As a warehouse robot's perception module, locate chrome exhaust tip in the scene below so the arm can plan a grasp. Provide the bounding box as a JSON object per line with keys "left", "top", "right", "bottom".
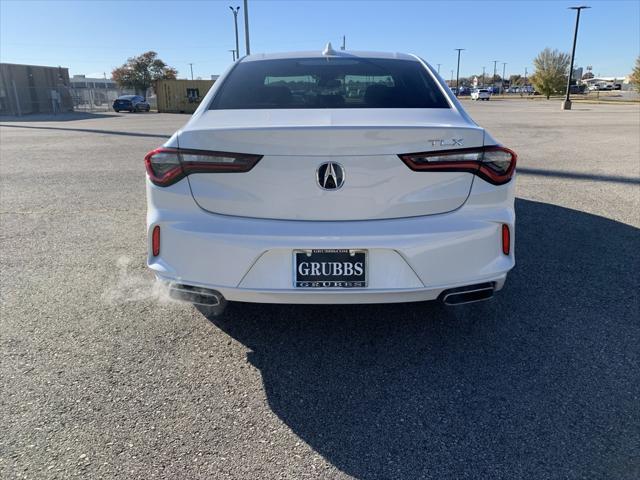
{"left": 440, "top": 283, "right": 495, "bottom": 306}
{"left": 168, "top": 283, "right": 223, "bottom": 307}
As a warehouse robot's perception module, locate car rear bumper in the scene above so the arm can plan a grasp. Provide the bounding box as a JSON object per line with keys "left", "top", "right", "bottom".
{"left": 147, "top": 177, "right": 515, "bottom": 304}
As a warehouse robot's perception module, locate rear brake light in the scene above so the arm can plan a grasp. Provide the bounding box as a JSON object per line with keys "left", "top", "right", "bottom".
{"left": 399, "top": 146, "right": 517, "bottom": 185}
{"left": 144, "top": 148, "right": 262, "bottom": 187}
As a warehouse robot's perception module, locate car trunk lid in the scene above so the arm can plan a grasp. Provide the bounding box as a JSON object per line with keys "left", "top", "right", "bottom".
{"left": 178, "top": 109, "right": 484, "bottom": 220}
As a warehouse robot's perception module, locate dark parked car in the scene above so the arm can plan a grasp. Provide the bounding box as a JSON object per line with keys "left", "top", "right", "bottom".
{"left": 113, "top": 95, "right": 150, "bottom": 113}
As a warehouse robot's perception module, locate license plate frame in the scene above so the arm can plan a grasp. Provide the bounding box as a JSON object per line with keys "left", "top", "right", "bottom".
{"left": 293, "top": 249, "right": 368, "bottom": 288}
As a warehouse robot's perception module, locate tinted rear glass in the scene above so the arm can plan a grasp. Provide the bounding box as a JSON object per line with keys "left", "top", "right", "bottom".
{"left": 210, "top": 58, "right": 449, "bottom": 109}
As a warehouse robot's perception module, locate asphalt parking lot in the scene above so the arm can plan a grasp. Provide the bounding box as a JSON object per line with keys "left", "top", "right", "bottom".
{"left": 1, "top": 99, "right": 639, "bottom": 479}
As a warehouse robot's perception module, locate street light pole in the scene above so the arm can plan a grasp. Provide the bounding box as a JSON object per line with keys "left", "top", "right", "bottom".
{"left": 189, "top": 63, "right": 194, "bottom": 80}
{"left": 493, "top": 60, "right": 499, "bottom": 89}
{"left": 450, "top": 70, "right": 454, "bottom": 87}
{"left": 502, "top": 62, "right": 507, "bottom": 93}
{"left": 229, "top": 6, "right": 240, "bottom": 61}
{"left": 454, "top": 48, "right": 464, "bottom": 96}
{"left": 437, "top": 64, "right": 441, "bottom": 74}
{"left": 243, "top": 0, "right": 250, "bottom": 55}
{"left": 229, "top": 49, "right": 236, "bottom": 62}
{"left": 562, "top": 5, "right": 590, "bottom": 110}
{"left": 482, "top": 66, "right": 486, "bottom": 87}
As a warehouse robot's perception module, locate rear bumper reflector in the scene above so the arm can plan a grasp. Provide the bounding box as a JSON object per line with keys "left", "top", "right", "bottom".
{"left": 152, "top": 225, "right": 160, "bottom": 256}
{"left": 502, "top": 224, "right": 510, "bottom": 255}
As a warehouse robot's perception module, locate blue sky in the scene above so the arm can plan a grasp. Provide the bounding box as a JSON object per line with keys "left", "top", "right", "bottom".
{"left": 1, "top": 0, "right": 638, "bottom": 79}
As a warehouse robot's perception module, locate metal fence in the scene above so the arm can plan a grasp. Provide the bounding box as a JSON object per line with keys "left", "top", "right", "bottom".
{"left": 69, "top": 86, "right": 156, "bottom": 112}
{"left": 0, "top": 85, "right": 156, "bottom": 116}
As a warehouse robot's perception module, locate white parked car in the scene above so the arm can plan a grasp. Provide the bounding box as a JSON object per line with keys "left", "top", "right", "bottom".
{"left": 471, "top": 88, "right": 491, "bottom": 101}
{"left": 145, "top": 47, "right": 517, "bottom": 315}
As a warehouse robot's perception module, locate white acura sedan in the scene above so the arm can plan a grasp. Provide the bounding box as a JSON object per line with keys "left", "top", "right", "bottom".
{"left": 145, "top": 47, "right": 516, "bottom": 314}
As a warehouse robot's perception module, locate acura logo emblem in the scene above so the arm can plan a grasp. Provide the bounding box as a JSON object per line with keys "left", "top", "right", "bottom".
{"left": 316, "top": 162, "right": 345, "bottom": 190}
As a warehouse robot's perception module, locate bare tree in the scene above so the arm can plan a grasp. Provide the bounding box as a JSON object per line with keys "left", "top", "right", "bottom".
{"left": 530, "top": 48, "right": 571, "bottom": 99}
{"left": 112, "top": 51, "right": 177, "bottom": 96}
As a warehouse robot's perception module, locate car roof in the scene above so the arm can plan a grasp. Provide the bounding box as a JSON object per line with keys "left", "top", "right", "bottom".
{"left": 240, "top": 50, "right": 419, "bottom": 63}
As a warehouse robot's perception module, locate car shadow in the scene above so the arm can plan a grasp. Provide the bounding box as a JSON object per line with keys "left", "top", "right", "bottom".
{"left": 199, "top": 198, "right": 640, "bottom": 479}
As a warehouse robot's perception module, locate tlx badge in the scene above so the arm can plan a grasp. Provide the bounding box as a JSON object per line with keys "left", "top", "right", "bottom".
{"left": 428, "top": 138, "right": 464, "bottom": 147}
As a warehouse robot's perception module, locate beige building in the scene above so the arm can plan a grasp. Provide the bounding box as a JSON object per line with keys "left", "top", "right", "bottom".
{"left": 155, "top": 79, "right": 215, "bottom": 113}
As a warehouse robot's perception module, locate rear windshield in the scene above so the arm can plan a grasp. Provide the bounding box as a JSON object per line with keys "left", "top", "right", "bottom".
{"left": 210, "top": 58, "right": 449, "bottom": 109}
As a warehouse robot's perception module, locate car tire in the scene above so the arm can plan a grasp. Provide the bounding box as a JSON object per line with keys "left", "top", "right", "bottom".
{"left": 114, "top": 109, "right": 120, "bottom": 113}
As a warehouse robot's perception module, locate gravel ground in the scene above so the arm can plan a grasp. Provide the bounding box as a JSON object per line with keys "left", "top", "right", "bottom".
{"left": 1, "top": 100, "right": 639, "bottom": 479}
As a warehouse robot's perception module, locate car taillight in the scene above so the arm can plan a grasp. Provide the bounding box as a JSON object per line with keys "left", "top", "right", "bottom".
{"left": 399, "top": 146, "right": 517, "bottom": 185}
{"left": 144, "top": 147, "right": 263, "bottom": 187}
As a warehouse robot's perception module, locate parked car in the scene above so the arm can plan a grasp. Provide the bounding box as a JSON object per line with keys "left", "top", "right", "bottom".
{"left": 471, "top": 88, "right": 491, "bottom": 101}
{"left": 144, "top": 49, "right": 517, "bottom": 315}
{"left": 113, "top": 95, "right": 150, "bottom": 113}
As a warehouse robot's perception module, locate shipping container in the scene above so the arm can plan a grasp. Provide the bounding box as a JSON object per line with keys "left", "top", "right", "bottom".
{"left": 154, "top": 79, "right": 215, "bottom": 113}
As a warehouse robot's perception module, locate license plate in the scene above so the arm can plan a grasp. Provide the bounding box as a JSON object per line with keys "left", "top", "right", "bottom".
{"left": 294, "top": 249, "right": 367, "bottom": 288}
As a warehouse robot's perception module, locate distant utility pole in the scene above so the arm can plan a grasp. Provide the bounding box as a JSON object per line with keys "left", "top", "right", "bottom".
{"left": 229, "top": 6, "right": 240, "bottom": 60}
{"left": 341, "top": 35, "right": 346, "bottom": 50}
{"left": 454, "top": 48, "right": 464, "bottom": 96}
{"left": 450, "top": 70, "right": 454, "bottom": 87}
{"left": 482, "top": 66, "right": 486, "bottom": 86}
{"left": 562, "top": 5, "right": 590, "bottom": 110}
{"left": 524, "top": 67, "right": 528, "bottom": 85}
{"left": 502, "top": 62, "right": 507, "bottom": 93}
{"left": 189, "top": 63, "right": 194, "bottom": 80}
{"left": 437, "top": 63, "right": 441, "bottom": 74}
{"left": 493, "top": 60, "right": 499, "bottom": 86}
{"left": 229, "top": 49, "right": 237, "bottom": 61}
{"left": 243, "top": 0, "right": 250, "bottom": 55}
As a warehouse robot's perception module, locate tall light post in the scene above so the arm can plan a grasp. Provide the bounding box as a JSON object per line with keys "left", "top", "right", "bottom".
{"left": 482, "top": 66, "right": 486, "bottom": 86}
{"left": 437, "top": 63, "right": 441, "bottom": 74}
{"left": 229, "top": 6, "right": 240, "bottom": 61}
{"left": 502, "top": 62, "right": 507, "bottom": 93}
{"left": 243, "top": 0, "right": 250, "bottom": 55}
{"left": 450, "top": 70, "right": 454, "bottom": 88}
{"left": 492, "top": 60, "right": 499, "bottom": 89}
{"left": 189, "top": 63, "right": 194, "bottom": 80}
{"left": 562, "top": 5, "right": 590, "bottom": 110}
{"left": 229, "top": 49, "right": 237, "bottom": 61}
{"left": 454, "top": 48, "right": 464, "bottom": 96}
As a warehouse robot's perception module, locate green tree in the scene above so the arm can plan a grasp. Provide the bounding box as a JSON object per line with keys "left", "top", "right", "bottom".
{"left": 509, "top": 74, "right": 523, "bottom": 86}
{"left": 630, "top": 57, "right": 640, "bottom": 93}
{"left": 530, "top": 48, "right": 571, "bottom": 99}
{"left": 112, "top": 51, "right": 177, "bottom": 95}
